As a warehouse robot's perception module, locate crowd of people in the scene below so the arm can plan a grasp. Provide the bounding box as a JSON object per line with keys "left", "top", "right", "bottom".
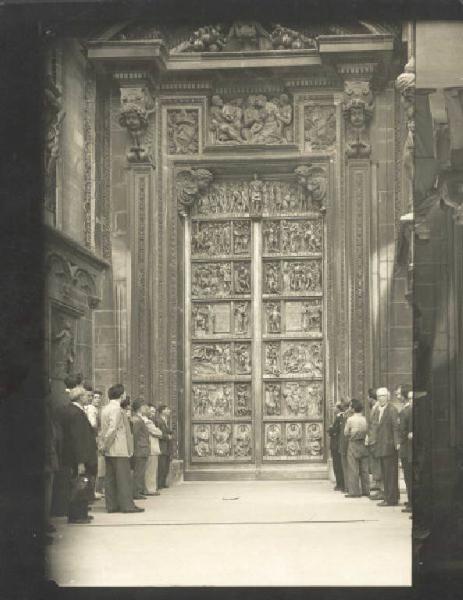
{"left": 44, "top": 375, "right": 174, "bottom": 544}
{"left": 329, "top": 385, "right": 413, "bottom": 511}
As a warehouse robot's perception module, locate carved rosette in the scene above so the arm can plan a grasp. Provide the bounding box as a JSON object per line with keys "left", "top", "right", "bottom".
{"left": 176, "top": 168, "right": 214, "bottom": 217}
{"left": 294, "top": 164, "right": 327, "bottom": 213}
{"left": 117, "top": 85, "right": 155, "bottom": 164}
{"left": 342, "top": 80, "right": 374, "bottom": 158}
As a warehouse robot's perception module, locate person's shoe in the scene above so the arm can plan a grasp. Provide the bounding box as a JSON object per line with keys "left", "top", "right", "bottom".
{"left": 361, "top": 493, "right": 370, "bottom": 497}
{"left": 107, "top": 509, "right": 120, "bottom": 513}
{"left": 154, "top": 491, "right": 161, "bottom": 496}
{"left": 68, "top": 517, "right": 92, "bottom": 524}
{"left": 88, "top": 515, "right": 94, "bottom": 520}
{"left": 334, "top": 486, "right": 342, "bottom": 491}
{"left": 143, "top": 492, "right": 156, "bottom": 496}
{"left": 344, "top": 494, "right": 361, "bottom": 498}
{"left": 133, "top": 495, "right": 146, "bottom": 500}
{"left": 402, "top": 506, "right": 412, "bottom": 513}
{"left": 377, "top": 501, "right": 397, "bottom": 507}
{"left": 121, "top": 506, "right": 145, "bottom": 513}
{"left": 46, "top": 523, "right": 56, "bottom": 533}
{"left": 369, "top": 493, "right": 384, "bottom": 501}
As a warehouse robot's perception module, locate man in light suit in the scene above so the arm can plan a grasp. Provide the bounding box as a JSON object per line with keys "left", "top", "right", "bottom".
{"left": 374, "top": 387, "right": 400, "bottom": 506}
{"left": 100, "top": 384, "right": 144, "bottom": 513}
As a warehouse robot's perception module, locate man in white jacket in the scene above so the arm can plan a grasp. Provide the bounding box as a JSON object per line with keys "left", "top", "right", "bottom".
{"left": 100, "top": 384, "right": 144, "bottom": 513}
{"left": 141, "top": 404, "right": 163, "bottom": 495}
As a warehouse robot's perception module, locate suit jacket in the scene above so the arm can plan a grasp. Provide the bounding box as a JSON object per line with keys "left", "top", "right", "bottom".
{"left": 101, "top": 400, "right": 134, "bottom": 457}
{"left": 399, "top": 403, "right": 412, "bottom": 461}
{"left": 367, "top": 403, "right": 380, "bottom": 446}
{"left": 328, "top": 412, "right": 342, "bottom": 452}
{"left": 156, "top": 417, "right": 173, "bottom": 456}
{"left": 337, "top": 410, "right": 353, "bottom": 456}
{"left": 131, "top": 414, "right": 150, "bottom": 458}
{"left": 61, "top": 403, "right": 97, "bottom": 470}
{"left": 375, "top": 403, "right": 400, "bottom": 458}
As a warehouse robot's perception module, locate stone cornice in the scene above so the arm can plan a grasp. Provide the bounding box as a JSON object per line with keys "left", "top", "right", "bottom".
{"left": 45, "top": 224, "right": 110, "bottom": 273}
{"left": 87, "top": 33, "right": 395, "bottom": 78}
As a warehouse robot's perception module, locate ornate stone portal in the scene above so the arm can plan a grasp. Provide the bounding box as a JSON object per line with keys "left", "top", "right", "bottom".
{"left": 86, "top": 20, "right": 399, "bottom": 478}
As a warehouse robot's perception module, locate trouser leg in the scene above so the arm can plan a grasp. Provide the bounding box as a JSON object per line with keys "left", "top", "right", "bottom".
{"left": 402, "top": 456, "right": 412, "bottom": 503}
{"left": 381, "top": 453, "right": 399, "bottom": 505}
{"left": 153, "top": 456, "right": 159, "bottom": 491}
{"left": 114, "top": 457, "right": 135, "bottom": 511}
{"left": 332, "top": 450, "right": 343, "bottom": 488}
{"left": 144, "top": 455, "right": 155, "bottom": 493}
{"left": 340, "top": 452, "right": 348, "bottom": 492}
{"left": 359, "top": 456, "right": 370, "bottom": 495}
{"left": 347, "top": 446, "right": 360, "bottom": 495}
{"left": 132, "top": 457, "right": 147, "bottom": 497}
{"left": 67, "top": 467, "right": 89, "bottom": 521}
{"left": 158, "top": 455, "right": 170, "bottom": 487}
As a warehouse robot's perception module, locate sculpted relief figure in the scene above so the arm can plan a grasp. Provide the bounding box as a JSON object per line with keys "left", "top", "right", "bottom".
{"left": 234, "top": 303, "right": 249, "bottom": 334}
{"left": 301, "top": 301, "right": 322, "bottom": 332}
{"left": 264, "top": 343, "right": 280, "bottom": 376}
{"left": 234, "top": 424, "right": 252, "bottom": 457}
{"left": 167, "top": 109, "right": 199, "bottom": 155}
{"left": 192, "top": 222, "right": 231, "bottom": 256}
{"left": 234, "top": 263, "right": 251, "bottom": 294}
{"left": 294, "top": 165, "right": 327, "bottom": 213}
{"left": 118, "top": 88, "right": 155, "bottom": 163}
{"left": 265, "top": 303, "right": 281, "bottom": 333}
{"left": 233, "top": 221, "right": 251, "bottom": 254}
{"left": 306, "top": 423, "right": 323, "bottom": 456}
{"left": 177, "top": 168, "right": 214, "bottom": 217}
{"left": 264, "top": 383, "right": 281, "bottom": 416}
{"left": 192, "top": 263, "right": 232, "bottom": 298}
{"left": 282, "top": 260, "right": 322, "bottom": 294}
{"left": 286, "top": 423, "right": 302, "bottom": 456}
{"left": 193, "top": 425, "right": 211, "bottom": 457}
{"left": 265, "top": 424, "right": 283, "bottom": 456}
{"left": 235, "top": 384, "right": 251, "bottom": 417}
{"left": 213, "top": 424, "right": 232, "bottom": 457}
{"left": 192, "top": 343, "right": 232, "bottom": 376}
{"left": 304, "top": 105, "right": 336, "bottom": 152}
{"left": 52, "top": 319, "right": 75, "bottom": 377}
{"left": 44, "top": 74, "right": 65, "bottom": 211}
{"left": 342, "top": 80, "right": 374, "bottom": 158}
{"left": 209, "top": 94, "right": 293, "bottom": 145}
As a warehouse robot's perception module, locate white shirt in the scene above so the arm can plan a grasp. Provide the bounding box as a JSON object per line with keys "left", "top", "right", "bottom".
{"left": 378, "top": 404, "right": 386, "bottom": 422}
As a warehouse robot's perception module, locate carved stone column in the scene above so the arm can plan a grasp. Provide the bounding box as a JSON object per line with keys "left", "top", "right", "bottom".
{"left": 115, "top": 72, "right": 156, "bottom": 402}
{"left": 338, "top": 64, "right": 377, "bottom": 402}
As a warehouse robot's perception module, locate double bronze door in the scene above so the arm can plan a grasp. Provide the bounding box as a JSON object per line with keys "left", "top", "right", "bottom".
{"left": 185, "top": 176, "right": 325, "bottom": 470}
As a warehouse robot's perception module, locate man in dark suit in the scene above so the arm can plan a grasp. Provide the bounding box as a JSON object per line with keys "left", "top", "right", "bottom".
{"left": 61, "top": 386, "right": 98, "bottom": 523}
{"left": 374, "top": 387, "right": 400, "bottom": 507}
{"left": 399, "top": 389, "right": 413, "bottom": 513}
{"left": 328, "top": 402, "right": 345, "bottom": 491}
{"left": 156, "top": 405, "right": 174, "bottom": 489}
{"left": 131, "top": 399, "right": 151, "bottom": 499}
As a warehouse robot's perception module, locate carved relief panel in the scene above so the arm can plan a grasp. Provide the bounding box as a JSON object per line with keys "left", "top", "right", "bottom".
{"left": 208, "top": 93, "right": 293, "bottom": 146}
{"left": 304, "top": 105, "right": 336, "bottom": 153}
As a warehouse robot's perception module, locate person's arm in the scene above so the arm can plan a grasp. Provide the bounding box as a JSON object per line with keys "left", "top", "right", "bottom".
{"left": 145, "top": 419, "right": 162, "bottom": 438}
{"left": 344, "top": 417, "right": 351, "bottom": 438}
{"left": 392, "top": 407, "right": 400, "bottom": 450}
{"left": 102, "top": 407, "right": 121, "bottom": 452}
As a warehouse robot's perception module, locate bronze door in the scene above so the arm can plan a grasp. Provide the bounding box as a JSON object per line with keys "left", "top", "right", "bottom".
{"left": 186, "top": 175, "right": 325, "bottom": 471}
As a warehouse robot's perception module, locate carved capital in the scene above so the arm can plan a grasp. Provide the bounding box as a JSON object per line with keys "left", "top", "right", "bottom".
{"left": 294, "top": 164, "right": 327, "bottom": 213}
{"left": 116, "top": 82, "right": 155, "bottom": 164}
{"left": 342, "top": 79, "right": 374, "bottom": 158}
{"left": 176, "top": 168, "right": 214, "bottom": 217}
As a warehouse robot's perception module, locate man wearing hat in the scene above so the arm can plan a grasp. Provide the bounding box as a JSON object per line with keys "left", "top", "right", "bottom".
{"left": 374, "top": 387, "right": 400, "bottom": 506}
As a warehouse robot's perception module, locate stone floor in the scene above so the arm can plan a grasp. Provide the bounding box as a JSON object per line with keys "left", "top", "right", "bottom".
{"left": 47, "top": 480, "right": 412, "bottom": 587}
